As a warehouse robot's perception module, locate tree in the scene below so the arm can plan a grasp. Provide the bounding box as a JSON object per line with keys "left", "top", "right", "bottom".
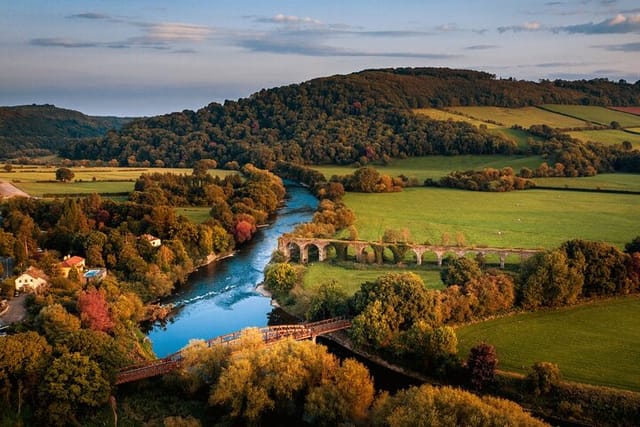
{"left": 467, "top": 343, "right": 498, "bottom": 391}
{"left": 38, "top": 303, "right": 81, "bottom": 343}
{"left": 350, "top": 167, "right": 380, "bottom": 192}
{"left": 39, "top": 352, "right": 110, "bottom": 426}
{"left": 441, "top": 256, "right": 482, "bottom": 286}
{"left": 55, "top": 167, "right": 74, "bottom": 182}
{"left": 209, "top": 339, "right": 339, "bottom": 423}
{"left": 78, "top": 288, "right": 114, "bottom": 333}
{"left": 526, "top": 362, "right": 561, "bottom": 396}
{"left": 3, "top": 163, "right": 12, "bottom": 172}
{"left": 304, "top": 358, "right": 374, "bottom": 426}
{"left": 264, "top": 263, "right": 297, "bottom": 297}
{"left": 519, "top": 249, "right": 583, "bottom": 309}
{"left": 306, "top": 281, "right": 349, "bottom": 321}
{"left": 625, "top": 236, "right": 640, "bottom": 254}
{"left": 370, "top": 384, "right": 547, "bottom": 427}
{"left": 0, "top": 332, "right": 52, "bottom": 416}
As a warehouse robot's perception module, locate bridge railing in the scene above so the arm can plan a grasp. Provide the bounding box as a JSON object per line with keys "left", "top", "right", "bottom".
{"left": 116, "top": 317, "right": 352, "bottom": 385}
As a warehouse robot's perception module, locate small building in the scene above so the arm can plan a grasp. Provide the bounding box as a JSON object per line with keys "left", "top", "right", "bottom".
{"left": 59, "top": 255, "right": 86, "bottom": 279}
{"left": 141, "top": 234, "right": 162, "bottom": 248}
{"left": 15, "top": 266, "right": 49, "bottom": 293}
{"left": 83, "top": 268, "right": 107, "bottom": 283}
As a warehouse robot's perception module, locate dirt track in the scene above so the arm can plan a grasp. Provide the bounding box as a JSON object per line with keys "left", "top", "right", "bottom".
{"left": 0, "top": 180, "right": 30, "bottom": 198}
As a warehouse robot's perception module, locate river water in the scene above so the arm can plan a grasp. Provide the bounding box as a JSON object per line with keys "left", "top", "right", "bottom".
{"left": 147, "top": 183, "right": 318, "bottom": 357}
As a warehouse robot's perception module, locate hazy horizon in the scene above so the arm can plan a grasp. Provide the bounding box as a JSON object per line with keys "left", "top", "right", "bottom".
{"left": 2, "top": 0, "right": 639, "bottom": 116}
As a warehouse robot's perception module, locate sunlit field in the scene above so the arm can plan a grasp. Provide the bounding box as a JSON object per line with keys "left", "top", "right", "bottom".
{"left": 457, "top": 295, "right": 640, "bottom": 391}
{"left": 339, "top": 187, "right": 640, "bottom": 249}
{"left": 0, "top": 166, "right": 236, "bottom": 197}
{"left": 541, "top": 105, "right": 640, "bottom": 128}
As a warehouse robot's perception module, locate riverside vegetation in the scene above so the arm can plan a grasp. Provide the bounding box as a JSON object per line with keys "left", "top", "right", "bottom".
{"left": 1, "top": 67, "right": 640, "bottom": 425}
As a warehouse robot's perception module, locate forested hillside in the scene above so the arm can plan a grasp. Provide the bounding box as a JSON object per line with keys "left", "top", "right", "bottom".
{"left": 0, "top": 104, "right": 132, "bottom": 159}
{"left": 52, "top": 68, "right": 640, "bottom": 169}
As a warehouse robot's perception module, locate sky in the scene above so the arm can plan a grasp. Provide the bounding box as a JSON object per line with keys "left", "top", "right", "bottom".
{"left": 1, "top": 0, "right": 639, "bottom": 117}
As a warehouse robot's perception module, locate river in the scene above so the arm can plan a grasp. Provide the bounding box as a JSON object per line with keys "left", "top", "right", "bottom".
{"left": 147, "top": 182, "right": 318, "bottom": 357}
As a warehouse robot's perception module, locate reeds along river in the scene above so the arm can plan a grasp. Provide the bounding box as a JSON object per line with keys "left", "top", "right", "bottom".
{"left": 147, "top": 182, "right": 318, "bottom": 357}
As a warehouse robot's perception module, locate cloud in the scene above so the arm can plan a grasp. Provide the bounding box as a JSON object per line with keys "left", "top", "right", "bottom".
{"left": 236, "top": 37, "right": 456, "bottom": 59}
{"left": 497, "top": 21, "right": 541, "bottom": 33}
{"left": 145, "top": 23, "right": 211, "bottom": 42}
{"left": 256, "top": 14, "right": 321, "bottom": 25}
{"left": 465, "top": 44, "right": 498, "bottom": 50}
{"left": 68, "top": 12, "right": 111, "bottom": 20}
{"left": 595, "top": 41, "right": 640, "bottom": 51}
{"left": 30, "top": 38, "right": 97, "bottom": 48}
{"left": 559, "top": 13, "right": 640, "bottom": 33}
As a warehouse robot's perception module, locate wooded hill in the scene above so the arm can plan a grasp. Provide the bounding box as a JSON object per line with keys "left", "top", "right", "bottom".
{"left": 42, "top": 68, "right": 640, "bottom": 168}
{"left": 0, "top": 104, "right": 132, "bottom": 159}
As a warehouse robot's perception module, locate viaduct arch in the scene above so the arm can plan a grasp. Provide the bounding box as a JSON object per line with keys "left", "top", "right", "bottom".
{"left": 278, "top": 236, "right": 540, "bottom": 268}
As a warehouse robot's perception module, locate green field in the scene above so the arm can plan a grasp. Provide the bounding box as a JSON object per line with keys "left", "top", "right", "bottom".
{"left": 302, "top": 263, "right": 444, "bottom": 296}
{"left": 541, "top": 105, "right": 640, "bottom": 128}
{"left": 414, "top": 109, "right": 535, "bottom": 149}
{"left": 448, "top": 106, "right": 588, "bottom": 129}
{"left": 175, "top": 207, "right": 212, "bottom": 223}
{"left": 568, "top": 129, "right": 640, "bottom": 148}
{"left": 456, "top": 295, "right": 640, "bottom": 391}
{"left": 339, "top": 187, "right": 640, "bottom": 249}
{"left": 533, "top": 173, "right": 640, "bottom": 192}
{"left": 314, "top": 155, "right": 543, "bottom": 183}
{"left": 414, "top": 108, "right": 500, "bottom": 128}
{"left": 0, "top": 166, "right": 236, "bottom": 196}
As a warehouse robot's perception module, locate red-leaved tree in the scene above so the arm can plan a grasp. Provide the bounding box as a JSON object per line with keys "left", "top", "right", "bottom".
{"left": 77, "top": 288, "right": 114, "bottom": 333}
{"left": 234, "top": 220, "right": 256, "bottom": 244}
{"left": 467, "top": 343, "right": 498, "bottom": 391}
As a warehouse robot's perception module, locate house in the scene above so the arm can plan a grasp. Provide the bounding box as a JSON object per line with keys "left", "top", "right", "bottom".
{"left": 141, "top": 234, "right": 162, "bottom": 248}
{"left": 58, "top": 255, "right": 86, "bottom": 279}
{"left": 15, "top": 267, "right": 49, "bottom": 293}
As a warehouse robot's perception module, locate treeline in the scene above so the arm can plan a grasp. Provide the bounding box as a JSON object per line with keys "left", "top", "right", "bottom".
{"left": 59, "top": 68, "right": 640, "bottom": 169}
{"left": 427, "top": 167, "right": 536, "bottom": 191}
{"left": 0, "top": 104, "right": 130, "bottom": 159}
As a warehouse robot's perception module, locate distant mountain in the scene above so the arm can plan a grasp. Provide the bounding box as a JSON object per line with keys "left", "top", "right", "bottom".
{"left": 0, "top": 104, "right": 133, "bottom": 159}
{"left": 62, "top": 67, "right": 640, "bottom": 169}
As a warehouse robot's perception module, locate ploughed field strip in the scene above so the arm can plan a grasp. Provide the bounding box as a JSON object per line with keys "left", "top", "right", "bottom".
{"left": 116, "top": 317, "right": 351, "bottom": 384}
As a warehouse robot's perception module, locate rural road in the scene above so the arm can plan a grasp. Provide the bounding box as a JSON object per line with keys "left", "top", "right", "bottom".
{"left": 0, "top": 294, "right": 27, "bottom": 326}
{"left": 0, "top": 180, "right": 30, "bottom": 198}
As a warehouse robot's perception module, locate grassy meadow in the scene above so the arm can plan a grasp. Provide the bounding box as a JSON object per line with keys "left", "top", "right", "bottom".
{"left": 447, "top": 106, "right": 588, "bottom": 129}
{"left": 338, "top": 187, "right": 640, "bottom": 249}
{"left": 314, "top": 155, "right": 544, "bottom": 183}
{"left": 568, "top": 129, "right": 640, "bottom": 148}
{"left": 456, "top": 295, "right": 640, "bottom": 391}
{"left": 541, "top": 105, "right": 640, "bottom": 128}
{"left": 302, "top": 263, "right": 445, "bottom": 296}
{"left": 0, "top": 165, "right": 236, "bottom": 197}
{"left": 532, "top": 173, "right": 640, "bottom": 192}
{"left": 414, "top": 108, "right": 500, "bottom": 128}
{"left": 175, "top": 207, "right": 213, "bottom": 223}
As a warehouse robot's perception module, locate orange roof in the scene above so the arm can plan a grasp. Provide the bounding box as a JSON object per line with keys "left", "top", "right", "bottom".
{"left": 60, "top": 256, "right": 85, "bottom": 268}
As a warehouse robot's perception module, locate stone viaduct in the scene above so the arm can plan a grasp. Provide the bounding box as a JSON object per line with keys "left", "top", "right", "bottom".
{"left": 278, "top": 236, "right": 540, "bottom": 268}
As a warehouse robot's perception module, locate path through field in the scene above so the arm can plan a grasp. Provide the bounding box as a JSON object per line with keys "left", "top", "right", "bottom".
{"left": 0, "top": 180, "right": 30, "bottom": 198}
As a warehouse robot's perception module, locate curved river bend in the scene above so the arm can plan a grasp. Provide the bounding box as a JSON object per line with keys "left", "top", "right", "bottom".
{"left": 148, "top": 183, "right": 318, "bottom": 357}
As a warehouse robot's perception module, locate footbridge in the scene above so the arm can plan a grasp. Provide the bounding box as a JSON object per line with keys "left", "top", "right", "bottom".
{"left": 115, "top": 317, "right": 351, "bottom": 385}
{"left": 278, "top": 237, "right": 540, "bottom": 268}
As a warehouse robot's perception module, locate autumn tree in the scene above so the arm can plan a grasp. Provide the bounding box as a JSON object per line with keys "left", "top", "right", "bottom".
{"left": 305, "top": 281, "right": 349, "bottom": 321}
{"left": 467, "top": 343, "right": 498, "bottom": 391}
{"left": 370, "top": 384, "right": 547, "bottom": 427}
{"left": 77, "top": 288, "right": 114, "bottom": 333}
{"left": 304, "top": 358, "right": 375, "bottom": 426}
